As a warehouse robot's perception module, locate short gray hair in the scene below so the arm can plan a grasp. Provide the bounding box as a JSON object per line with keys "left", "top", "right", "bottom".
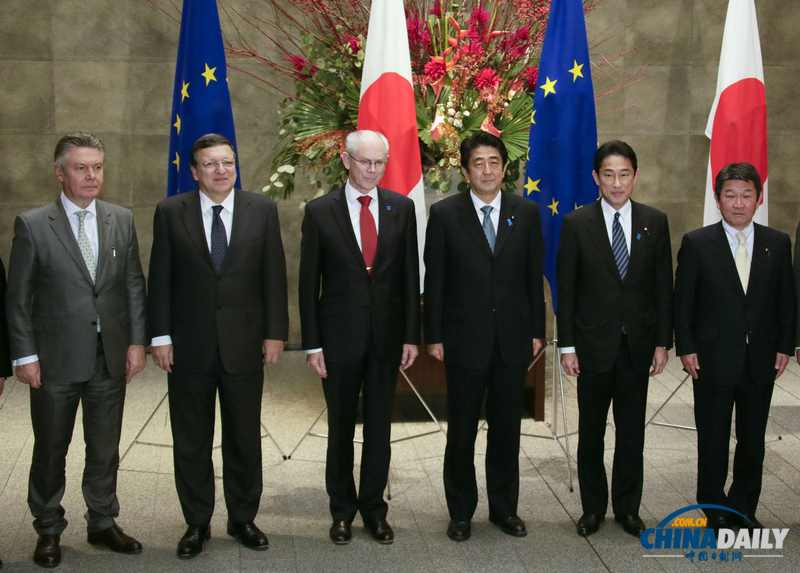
{"left": 54, "top": 132, "right": 105, "bottom": 170}
{"left": 345, "top": 130, "right": 389, "bottom": 157}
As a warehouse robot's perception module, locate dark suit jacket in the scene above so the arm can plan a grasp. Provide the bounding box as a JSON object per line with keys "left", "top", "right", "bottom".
{"left": 6, "top": 199, "right": 146, "bottom": 381}
{"left": 675, "top": 222, "right": 795, "bottom": 386}
{"left": 424, "top": 191, "right": 546, "bottom": 370}
{"left": 557, "top": 200, "right": 673, "bottom": 374}
{"left": 147, "top": 189, "right": 289, "bottom": 375}
{"left": 0, "top": 257, "right": 14, "bottom": 378}
{"left": 793, "top": 222, "right": 800, "bottom": 346}
{"left": 299, "top": 186, "right": 420, "bottom": 363}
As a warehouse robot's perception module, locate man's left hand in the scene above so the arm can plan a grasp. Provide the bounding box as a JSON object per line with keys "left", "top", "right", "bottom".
{"left": 533, "top": 338, "right": 544, "bottom": 358}
{"left": 775, "top": 352, "right": 790, "bottom": 379}
{"left": 400, "top": 344, "right": 418, "bottom": 370}
{"left": 126, "top": 345, "right": 146, "bottom": 383}
{"left": 263, "top": 339, "right": 284, "bottom": 364}
{"left": 650, "top": 347, "right": 668, "bottom": 376}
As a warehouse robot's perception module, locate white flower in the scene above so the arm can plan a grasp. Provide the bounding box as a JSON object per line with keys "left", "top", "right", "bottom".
{"left": 453, "top": 119, "right": 463, "bottom": 128}
{"left": 270, "top": 173, "right": 279, "bottom": 182}
{"left": 274, "top": 181, "right": 284, "bottom": 188}
{"left": 262, "top": 185, "right": 271, "bottom": 192}
{"left": 277, "top": 165, "right": 295, "bottom": 174}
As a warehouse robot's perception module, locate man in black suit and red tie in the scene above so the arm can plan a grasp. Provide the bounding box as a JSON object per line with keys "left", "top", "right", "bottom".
{"left": 557, "top": 140, "right": 673, "bottom": 538}
{"left": 147, "top": 133, "right": 289, "bottom": 558}
{"left": 424, "top": 131, "right": 546, "bottom": 542}
{"left": 675, "top": 162, "right": 795, "bottom": 532}
{"left": 299, "top": 130, "right": 420, "bottom": 545}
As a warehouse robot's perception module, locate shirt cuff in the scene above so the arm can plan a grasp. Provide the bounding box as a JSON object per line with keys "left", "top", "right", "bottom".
{"left": 12, "top": 354, "right": 38, "bottom": 367}
{"left": 305, "top": 348, "right": 323, "bottom": 355}
{"left": 150, "top": 335, "right": 173, "bottom": 347}
{"left": 558, "top": 347, "right": 576, "bottom": 354}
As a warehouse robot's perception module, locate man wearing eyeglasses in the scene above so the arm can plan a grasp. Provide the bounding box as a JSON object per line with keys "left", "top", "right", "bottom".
{"left": 299, "top": 130, "right": 420, "bottom": 545}
{"left": 147, "top": 133, "right": 288, "bottom": 558}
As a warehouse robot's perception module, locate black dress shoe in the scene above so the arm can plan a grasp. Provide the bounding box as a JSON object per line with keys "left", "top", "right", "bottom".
{"left": 615, "top": 514, "right": 646, "bottom": 537}
{"left": 708, "top": 515, "right": 732, "bottom": 535}
{"left": 329, "top": 520, "right": 352, "bottom": 545}
{"left": 177, "top": 524, "right": 210, "bottom": 559}
{"left": 736, "top": 514, "right": 764, "bottom": 531}
{"left": 577, "top": 514, "right": 603, "bottom": 537}
{"left": 87, "top": 524, "right": 143, "bottom": 554}
{"left": 33, "top": 534, "right": 61, "bottom": 568}
{"left": 365, "top": 519, "right": 394, "bottom": 544}
{"left": 227, "top": 520, "right": 269, "bottom": 550}
{"left": 489, "top": 515, "right": 527, "bottom": 537}
{"left": 446, "top": 520, "right": 471, "bottom": 542}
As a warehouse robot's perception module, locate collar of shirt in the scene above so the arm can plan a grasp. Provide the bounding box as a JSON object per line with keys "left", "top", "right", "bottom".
{"left": 721, "top": 218, "right": 755, "bottom": 261}
{"left": 345, "top": 181, "right": 379, "bottom": 247}
{"left": 199, "top": 189, "right": 235, "bottom": 250}
{"left": 470, "top": 190, "right": 502, "bottom": 233}
{"left": 61, "top": 191, "right": 97, "bottom": 219}
{"left": 600, "top": 198, "right": 632, "bottom": 254}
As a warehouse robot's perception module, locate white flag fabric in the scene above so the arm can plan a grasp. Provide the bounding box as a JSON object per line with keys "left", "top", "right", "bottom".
{"left": 704, "top": 0, "right": 768, "bottom": 226}
{"left": 358, "top": 0, "right": 426, "bottom": 283}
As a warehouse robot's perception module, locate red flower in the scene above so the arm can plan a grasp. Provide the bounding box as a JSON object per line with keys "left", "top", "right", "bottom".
{"left": 524, "top": 66, "right": 539, "bottom": 90}
{"left": 429, "top": 0, "right": 442, "bottom": 17}
{"left": 501, "top": 25, "right": 532, "bottom": 59}
{"left": 424, "top": 59, "right": 447, "bottom": 81}
{"left": 345, "top": 34, "right": 361, "bottom": 53}
{"left": 461, "top": 42, "right": 484, "bottom": 58}
{"left": 283, "top": 55, "right": 318, "bottom": 78}
{"left": 474, "top": 68, "right": 502, "bottom": 90}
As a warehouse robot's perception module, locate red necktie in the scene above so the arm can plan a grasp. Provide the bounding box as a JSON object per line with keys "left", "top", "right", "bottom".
{"left": 358, "top": 195, "right": 377, "bottom": 273}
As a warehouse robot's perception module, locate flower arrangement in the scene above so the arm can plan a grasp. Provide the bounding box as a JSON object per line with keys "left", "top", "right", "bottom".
{"left": 153, "top": 0, "right": 650, "bottom": 200}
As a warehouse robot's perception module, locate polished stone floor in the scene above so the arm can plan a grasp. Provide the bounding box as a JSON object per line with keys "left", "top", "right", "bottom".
{"left": 0, "top": 348, "right": 799, "bottom": 571}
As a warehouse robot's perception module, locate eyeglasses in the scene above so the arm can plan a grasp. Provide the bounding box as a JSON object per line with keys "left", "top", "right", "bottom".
{"left": 346, "top": 153, "right": 387, "bottom": 169}
{"left": 200, "top": 159, "right": 237, "bottom": 170}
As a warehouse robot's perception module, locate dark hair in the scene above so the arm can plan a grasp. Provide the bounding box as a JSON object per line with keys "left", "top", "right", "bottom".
{"left": 714, "top": 162, "right": 762, "bottom": 200}
{"left": 191, "top": 133, "right": 236, "bottom": 168}
{"left": 594, "top": 140, "right": 637, "bottom": 173}
{"left": 54, "top": 132, "right": 104, "bottom": 170}
{"left": 460, "top": 131, "right": 508, "bottom": 170}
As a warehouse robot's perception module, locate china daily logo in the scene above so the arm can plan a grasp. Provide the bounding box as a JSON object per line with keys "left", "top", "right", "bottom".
{"left": 640, "top": 505, "right": 789, "bottom": 563}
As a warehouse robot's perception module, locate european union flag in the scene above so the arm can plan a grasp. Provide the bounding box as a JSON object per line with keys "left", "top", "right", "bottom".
{"left": 524, "top": 0, "right": 598, "bottom": 313}
{"left": 168, "top": 0, "right": 240, "bottom": 196}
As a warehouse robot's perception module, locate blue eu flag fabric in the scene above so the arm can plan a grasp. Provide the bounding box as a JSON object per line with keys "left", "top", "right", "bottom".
{"left": 524, "top": 0, "right": 598, "bottom": 314}
{"left": 168, "top": 0, "right": 240, "bottom": 196}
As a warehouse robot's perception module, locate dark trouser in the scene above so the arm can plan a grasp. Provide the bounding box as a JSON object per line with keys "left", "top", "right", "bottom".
{"left": 29, "top": 336, "right": 126, "bottom": 535}
{"left": 322, "top": 349, "right": 398, "bottom": 523}
{"left": 443, "top": 342, "right": 528, "bottom": 522}
{"left": 168, "top": 350, "right": 264, "bottom": 525}
{"left": 576, "top": 335, "right": 649, "bottom": 517}
{"left": 693, "top": 353, "right": 774, "bottom": 520}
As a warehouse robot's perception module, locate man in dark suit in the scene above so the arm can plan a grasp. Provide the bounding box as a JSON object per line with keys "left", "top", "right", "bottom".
{"left": 675, "top": 162, "right": 795, "bottom": 531}
{"left": 424, "top": 131, "right": 546, "bottom": 542}
{"left": 299, "top": 130, "right": 420, "bottom": 545}
{"left": 147, "top": 133, "right": 289, "bottom": 558}
{"left": 0, "top": 256, "right": 13, "bottom": 569}
{"left": 557, "top": 140, "right": 673, "bottom": 538}
{"left": 6, "top": 132, "right": 147, "bottom": 567}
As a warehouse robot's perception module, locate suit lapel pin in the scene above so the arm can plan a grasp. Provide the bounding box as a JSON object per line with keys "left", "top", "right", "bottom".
{"left": 765, "top": 247, "right": 770, "bottom": 257}
{"left": 636, "top": 233, "right": 641, "bottom": 240}
{"left": 643, "top": 227, "right": 650, "bottom": 236}
{"left": 385, "top": 205, "right": 392, "bottom": 210}
{"left": 508, "top": 215, "right": 515, "bottom": 227}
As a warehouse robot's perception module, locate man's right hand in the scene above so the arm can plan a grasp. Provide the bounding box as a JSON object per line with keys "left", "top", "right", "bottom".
{"left": 680, "top": 353, "right": 700, "bottom": 380}
{"left": 307, "top": 351, "right": 327, "bottom": 378}
{"left": 152, "top": 344, "right": 174, "bottom": 373}
{"left": 427, "top": 343, "right": 444, "bottom": 362}
{"left": 560, "top": 351, "right": 580, "bottom": 377}
{"left": 16, "top": 361, "right": 41, "bottom": 388}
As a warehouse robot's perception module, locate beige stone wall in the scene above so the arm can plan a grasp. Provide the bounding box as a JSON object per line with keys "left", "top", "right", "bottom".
{"left": 1, "top": 0, "right": 797, "bottom": 345}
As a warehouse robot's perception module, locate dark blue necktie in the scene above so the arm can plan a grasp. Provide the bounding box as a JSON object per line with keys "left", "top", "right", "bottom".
{"left": 612, "top": 211, "right": 629, "bottom": 280}
{"left": 211, "top": 205, "right": 228, "bottom": 273}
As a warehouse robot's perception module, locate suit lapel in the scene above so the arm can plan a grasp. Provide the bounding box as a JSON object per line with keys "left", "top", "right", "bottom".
{"left": 180, "top": 191, "right": 214, "bottom": 270}
{"left": 708, "top": 222, "right": 745, "bottom": 297}
{"left": 627, "top": 201, "right": 649, "bottom": 276}
{"left": 584, "top": 201, "right": 621, "bottom": 281}
{"left": 374, "top": 187, "right": 395, "bottom": 270}
{"left": 48, "top": 200, "right": 95, "bottom": 286}
{"left": 457, "top": 191, "right": 494, "bottom": 257}
{"left": 331, "top": 187, "right": 366, "bottom": 271}
{"left": 494, "top": 192, "right": 515, "bottom": 255}
{"left": 227, "top": 189, "right": 252, "bottom": 264}
{"left": 747, "top": 224, "right": 769, "bottom": 297}
{"left": 95, "top": 200, "right": 113, "bottom": 283}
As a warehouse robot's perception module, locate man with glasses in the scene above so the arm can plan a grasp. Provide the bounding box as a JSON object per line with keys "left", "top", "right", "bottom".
{"left": 299, "top": 130, "right": 420, "bottom": 545}
{"left": 147, "top": 133, "right": 288, "bottom": 558}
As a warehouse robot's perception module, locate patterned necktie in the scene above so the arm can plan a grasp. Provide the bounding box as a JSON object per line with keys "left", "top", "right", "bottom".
{"left": 481, "top": 205, "right": 496, "bottom": 253}
{"left": 76, "top": 210, "right": 96, "bottom": 284}
{"left": 735, "top": 232, "right": 750, "bottom": 293}
{"left": 210, "top": 205, "right": 228, "bottom": 273}
{"left": 358, "top": 195, "right": 377, "bottom": 272}
{"left": 612, "top": 211, "right": 629, "bottom": 280}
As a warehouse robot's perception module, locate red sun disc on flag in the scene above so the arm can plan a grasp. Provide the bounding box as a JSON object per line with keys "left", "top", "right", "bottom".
{"left": 710, "top": 77, "right": 768, "bottom": 192}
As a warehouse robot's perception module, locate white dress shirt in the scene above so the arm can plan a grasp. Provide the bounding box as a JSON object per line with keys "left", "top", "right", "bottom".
{"left": 721, "top": 218, "right": 755, "bottom": 262}
{"left": 151, "top": 190, "right": 235, "bottom": 347}
{"left": 14, "top": 193, "right": 100, "bottom": 367}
